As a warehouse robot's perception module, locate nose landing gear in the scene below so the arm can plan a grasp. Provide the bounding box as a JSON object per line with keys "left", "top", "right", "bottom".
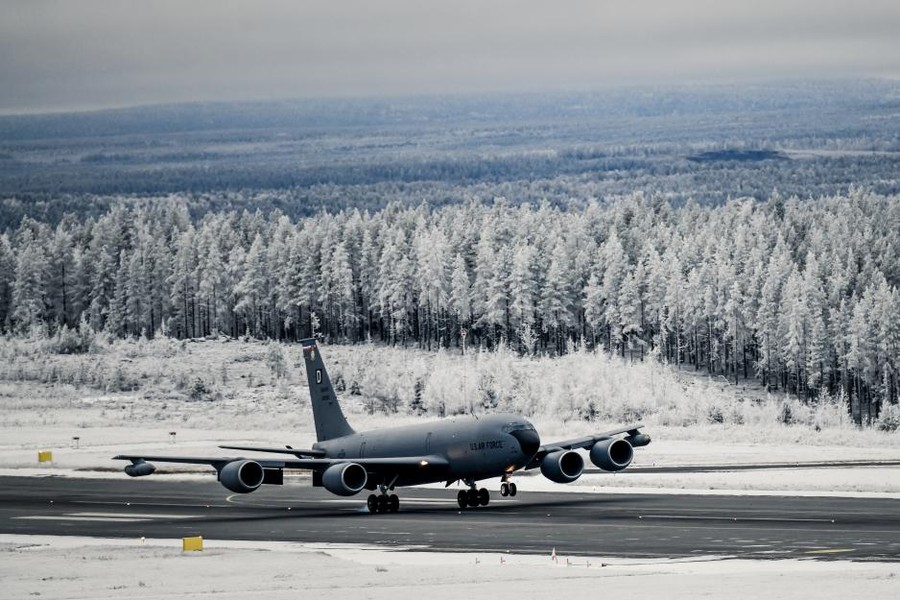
{"left": 499, "top": 481, "right": 517, "bottom": 497}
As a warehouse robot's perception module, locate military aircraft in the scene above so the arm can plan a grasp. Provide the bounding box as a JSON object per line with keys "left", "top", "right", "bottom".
{"left": 115, "top": 338, "right": 650, "bottom": 513}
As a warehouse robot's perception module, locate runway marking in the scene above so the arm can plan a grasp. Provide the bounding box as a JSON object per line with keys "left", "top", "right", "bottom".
{"left": 319, "top": 498, "right": 518, "bottom": 505}
{"left": 631, "top": 507, "right": 853, "bottom": 518}
{"left": 642, "top": 515, "right": 835, "bottom": 524}
{"left": 73, "top": 511, "right": 197, "bottom": 519}
{"left": 14, "top": 511, "right": 198, "bottom": 523}
{"left": 15, "top": 516, "right": 150, "bottom": 522}
{"left": 75, "top": 500, "right": 230, "bottom": 509}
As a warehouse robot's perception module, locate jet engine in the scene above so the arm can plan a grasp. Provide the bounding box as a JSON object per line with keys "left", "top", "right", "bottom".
{"left": 626, "top": 433, "right": 651, "bottom": 447}
{"left": 589, "top": 438, "right": 633, "bottom": 471}
{"left": 322, "top": 462, "right": 368, "bottom": 496}
{"left": 540, "top": 449, "right": 584, "bottom": 483}
{"left": 124, "top": 459, "right": 155, "bottom": 477}
{"left": 219, "top": 459, "right": 265, "bottom": 494}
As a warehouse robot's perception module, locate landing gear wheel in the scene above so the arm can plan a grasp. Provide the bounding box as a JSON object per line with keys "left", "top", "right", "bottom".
{"left": 500, "top": 482, "right": 509, "bottom": 497}
{"left": 508, "top": 482, "right": 517, "bottom": 497}
{"left": 478, "top": 487, "right": 490, "bottom": 506}
{"left": 466, "top": 488, "right": 479, "bottom": 507}
{"left": 367, "top": 494, "right": 378, "bottom": 513}
{"left": 388, "top": 494, "right": 399, "bottom": 513}
{"left": 376, "top": 494, "right": 388, "bottom": 513}
{"left": 457, "top": 490, "right": 468, "bottom": 509}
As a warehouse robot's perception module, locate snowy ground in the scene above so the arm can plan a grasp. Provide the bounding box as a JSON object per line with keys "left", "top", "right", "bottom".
{"left": 2, "top": 534, "right": 898, "bottom": 600}
{"left": 3, "top": 337, "right": 900, "bottom": 598}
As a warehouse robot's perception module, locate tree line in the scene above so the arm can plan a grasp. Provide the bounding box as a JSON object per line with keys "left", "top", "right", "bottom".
{"left": 1, "top": 190, "right": 899, "bottom": 423}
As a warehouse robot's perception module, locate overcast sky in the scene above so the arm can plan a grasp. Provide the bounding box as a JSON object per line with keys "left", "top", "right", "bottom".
{"left": 1, "top": 0, "right": 899, "bottom": 113}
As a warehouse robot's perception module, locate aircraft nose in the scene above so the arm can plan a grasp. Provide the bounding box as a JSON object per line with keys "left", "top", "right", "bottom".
{"left": 510, "top": 429, "right": 541, "bottom": 459}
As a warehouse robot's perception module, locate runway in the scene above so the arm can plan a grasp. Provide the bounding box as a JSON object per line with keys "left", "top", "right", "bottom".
{"left": 2, "top": 475, "right": 899, "bottom": 561}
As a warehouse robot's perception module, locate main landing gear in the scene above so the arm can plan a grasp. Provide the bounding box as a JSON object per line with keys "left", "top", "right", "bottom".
{"left": 499, "top": 481, "right": 517, "bottom": 497}
{"left": 367, "top": 492, "right": 399, "bottom": 513}
{"left": 457, "top": 479, "right": 490, "bottom": 509}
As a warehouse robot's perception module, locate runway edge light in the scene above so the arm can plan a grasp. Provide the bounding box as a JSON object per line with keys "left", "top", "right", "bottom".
{"left": 38, "top": 450, "right": 52, "bottom": 463}
{"left": 182, "top": 536, "right": 204, "bottom": 552}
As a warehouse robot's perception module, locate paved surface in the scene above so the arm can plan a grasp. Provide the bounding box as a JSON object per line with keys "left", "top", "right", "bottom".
{"left": 587, "top": 459, "right": 900, "bottom": 475}
{"left": 2, "top": 475, "right": 899, "bottom": 561}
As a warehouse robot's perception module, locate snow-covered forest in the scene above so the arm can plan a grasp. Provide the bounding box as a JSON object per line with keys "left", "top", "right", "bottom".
{"left": 2, "top": 190, "right": 899, "bottom": 423}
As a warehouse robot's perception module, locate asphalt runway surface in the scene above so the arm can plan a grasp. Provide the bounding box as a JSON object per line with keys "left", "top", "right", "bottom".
{"left": 2, "top": 475, "right": 899, "bottom": 561}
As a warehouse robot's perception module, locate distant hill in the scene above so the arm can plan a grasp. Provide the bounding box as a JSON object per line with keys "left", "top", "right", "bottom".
{"left": 0, "top": 79, "right": 898, "bottom": 225}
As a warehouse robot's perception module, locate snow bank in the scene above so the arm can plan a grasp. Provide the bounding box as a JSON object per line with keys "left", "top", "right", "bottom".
{"left": 2, "top": 534, "right": 897, "bottom": 600}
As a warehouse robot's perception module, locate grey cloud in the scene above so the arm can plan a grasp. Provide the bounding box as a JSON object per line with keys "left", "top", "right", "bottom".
{"left": 0, "top": 0, "right": 898, "bottom": 112}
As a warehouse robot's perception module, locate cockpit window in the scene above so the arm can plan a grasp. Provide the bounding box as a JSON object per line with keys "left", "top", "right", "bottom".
{"left": 502, "top": 423, "right": 535, "bottom": 433}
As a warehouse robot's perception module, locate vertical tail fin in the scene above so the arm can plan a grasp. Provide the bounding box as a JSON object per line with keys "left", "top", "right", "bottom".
{"left": 300, "top": 338, "right": 355, "bottom": 442}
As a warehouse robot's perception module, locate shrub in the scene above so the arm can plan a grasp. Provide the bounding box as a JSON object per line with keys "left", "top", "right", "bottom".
{"left": 188, "top": 378, "right": 214, "bottom": 402}
{"left": 779, "top": 402, "right": 795, "bottom": 425}
{"left": 45, "top": 323, "right": 95, "bottom": 354}
{"left": 877, "top": 404, "right": 900, "bottom": 433}
{"left": 265, "top": 344, "right": 287, "bottom": 379}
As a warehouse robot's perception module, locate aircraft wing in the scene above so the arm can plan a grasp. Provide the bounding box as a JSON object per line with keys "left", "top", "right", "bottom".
{"left": 538, "top": 424, "right": 647, "bottom": 453}
{"left": 217, "top": 445, "right": 327, "bottom": 458}
{"left": 239, "top": 455, "right": 450, "bottom": 473}
{"left": 524, "top": 424, "right": 649, "bottom": 470}
{"left": 113, "top": 453, "right": 449, "bottom": 473}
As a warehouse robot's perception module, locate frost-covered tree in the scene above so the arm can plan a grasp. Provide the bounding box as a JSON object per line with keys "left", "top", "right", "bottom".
{"left": 12, "top": 228, "right": 48, "bottom": 331}
{"left": 168, "top": 228, "right": 197, "bottom": 338}
{"left": 0, "top": 234, "right": 14, "bottom": 329}
{"left": 539, "top": 238, "right": 573, "bottom": 353}
{"left": 583, "top": 269, "right": 604, "bottom": 347}
{"left": 508, "top": 243, "right": 538, "bottom": 346}
{"left": 234, "top": 233, "right": 269, "bottom": 337}
{"left": 4, "top": 191, "right": 900, "bottom": 422}
{"left": 448, "top": 253, "right": 472, "bottom": 343}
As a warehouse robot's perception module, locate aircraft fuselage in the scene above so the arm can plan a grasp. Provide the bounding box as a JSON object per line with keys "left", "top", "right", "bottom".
{"left": 314, "top": 413, "right": 539, "bottom": 486}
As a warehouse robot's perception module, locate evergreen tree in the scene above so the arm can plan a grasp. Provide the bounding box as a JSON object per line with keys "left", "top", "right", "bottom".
{"left": 168, "top": 228, "right": 197, "bottom": 338}
{"left": 449, "top": 252, "right": 472, "bottom": 341}
{"left": 87, "top": 244, "right": 116, "bottom": 332}
{"left": 583, "top": 268, "right": 603, "bottom": 347}
{"left": 508, "top": 242, "right": 538, "bottom": 350}
{"left": 234, "top": 233, "right": 269, "bottom": 337}
{"left": 539, "top": 238, "right": 573, "bottom": 353}
{"left": 12, "top": 229, "right": 48, "bottom": 332}
{"left": 105, "top": 249, "right": 128, "bottom": 337}
{"left": 0, "top": 234, "right": 15, "bottom": 330}
{"left": 47, "top": 223, "right": 77, "bottom": 327}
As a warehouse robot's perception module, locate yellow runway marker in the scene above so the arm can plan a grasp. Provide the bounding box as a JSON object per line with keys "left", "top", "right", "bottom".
{"left": 183, "top": 536, "right": 204, "bottom": 551}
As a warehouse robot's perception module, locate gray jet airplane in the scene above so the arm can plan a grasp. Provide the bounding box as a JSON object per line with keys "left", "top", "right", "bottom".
{"left": 115, "top": 338, "right": 650, "bottom": 513}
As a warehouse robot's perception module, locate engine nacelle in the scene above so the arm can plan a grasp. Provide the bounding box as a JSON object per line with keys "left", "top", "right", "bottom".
{"left": 625, "top": 433, "right": 651, "bottom": 448}
{"left": 540, "top": 449, "right": 584, "bottom": 483}
{"left": 322, "top": 462, "right": 368, "bottom": 496}
{"left": 589, "top": 438, "right": 634, "bottom": 471}
{"left": 219, "top": 460, "right": 265, "bottom": 494}
{"left": 124, "top": 459, "right": 155, "bottom": 477}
